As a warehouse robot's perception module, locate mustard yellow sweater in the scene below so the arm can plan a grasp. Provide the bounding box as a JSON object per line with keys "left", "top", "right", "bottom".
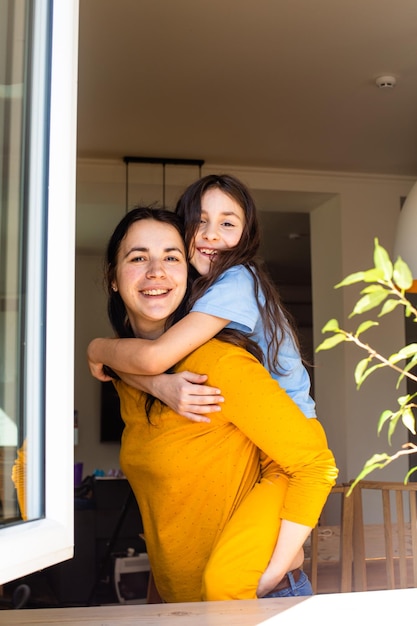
{"left": 117, "top": 339, "right": 337, "bottom": 602}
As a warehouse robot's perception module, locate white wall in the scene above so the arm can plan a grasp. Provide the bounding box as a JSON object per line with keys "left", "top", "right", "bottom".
{"left": 74, "top": 254, "right": 120, "bottom": 476}
{"left": 75, "top": 159, "right": 416, "bottom": 493}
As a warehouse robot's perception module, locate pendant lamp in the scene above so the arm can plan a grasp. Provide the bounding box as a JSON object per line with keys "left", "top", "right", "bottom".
{"left": 123, "top": 156, "right": 204, "bottom": 212}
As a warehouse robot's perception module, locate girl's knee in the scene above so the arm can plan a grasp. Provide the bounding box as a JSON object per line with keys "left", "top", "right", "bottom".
{"left": 201, "top": 560, "right": 228, "bottom": 600}
{"left": 202, "top": 559, "right": 258, "bottom": 601}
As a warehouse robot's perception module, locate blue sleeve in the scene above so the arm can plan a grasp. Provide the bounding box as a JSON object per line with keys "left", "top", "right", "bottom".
{"left": 191, "top": 266, "right": 259, "bottom": 333}
{"left": 273, "top": 333, "right": 317, "bottom": 418}
{"left": 191, "top": 266, "right": 317, "bottom": 418}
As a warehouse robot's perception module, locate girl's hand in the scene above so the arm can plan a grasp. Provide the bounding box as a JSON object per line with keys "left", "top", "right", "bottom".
{"left": 256, "top": 534, "right": 306, "bottom": 597}
{"left": 87, "top": 339, "right": 114, "bottom": 382}
{"left": 119, "top": 371, "right": 224, "bottom": 423}
{"left": 88, "top": 357, "right": 113, "bottom": 382}
{"left": 256, "top": 569, "right": 285, "bottom": 598}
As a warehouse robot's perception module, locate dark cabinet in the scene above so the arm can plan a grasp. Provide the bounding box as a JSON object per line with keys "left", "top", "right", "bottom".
{"left": 47, "top": 477, "right": 145, "bottom": 606}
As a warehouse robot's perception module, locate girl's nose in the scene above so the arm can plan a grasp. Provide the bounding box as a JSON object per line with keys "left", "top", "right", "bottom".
{"left": 202, "top": 223, "right": 219, "bottom": 241}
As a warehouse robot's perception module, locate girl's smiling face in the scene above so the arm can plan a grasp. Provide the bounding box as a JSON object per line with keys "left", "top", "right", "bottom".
{"left": 190, "top": 188, "right": 245, "bottom": 276}
{"left": 112, "top": 219, "right": 188, "bottom": 338}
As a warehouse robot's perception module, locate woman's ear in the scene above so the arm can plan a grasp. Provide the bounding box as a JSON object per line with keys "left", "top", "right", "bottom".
{"left": 111, "top": 282, "right": 118, "bottom": 292}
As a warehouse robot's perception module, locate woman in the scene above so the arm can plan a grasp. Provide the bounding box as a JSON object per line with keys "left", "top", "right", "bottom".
{"left": 104, "top": 206, "right": 337, "bottom": 602}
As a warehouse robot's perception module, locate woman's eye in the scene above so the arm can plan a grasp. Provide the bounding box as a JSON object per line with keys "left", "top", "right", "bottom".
{"left": 166, "top": 255, "right": 179, "bottom": 262}
{"left": 130, "top": 255, "right": 146, "bottom": 263}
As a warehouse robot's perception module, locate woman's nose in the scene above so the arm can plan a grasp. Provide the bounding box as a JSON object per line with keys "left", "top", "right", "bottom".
{"left": 146, "top": 260, "right": 166, "bottom": 278}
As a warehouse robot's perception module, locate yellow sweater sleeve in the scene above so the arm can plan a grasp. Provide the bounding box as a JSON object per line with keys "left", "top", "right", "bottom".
{"left": 180, "top": 340, "right": 338, "bottom": 528}
{"left": 11, "top": 440, "right": 27, "bottom": 520}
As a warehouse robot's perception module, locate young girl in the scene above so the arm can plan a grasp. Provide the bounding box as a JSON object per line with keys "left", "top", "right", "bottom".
{"left": 87, "top": 175, "right": 320, "bottom": 598}
{"left": 88, "top": 174, "right": 316, "bottom": 424}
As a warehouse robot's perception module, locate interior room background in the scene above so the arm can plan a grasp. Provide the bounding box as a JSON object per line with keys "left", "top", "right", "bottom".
{"left": 75, "top": 159, "right": 414, "bottom": 508}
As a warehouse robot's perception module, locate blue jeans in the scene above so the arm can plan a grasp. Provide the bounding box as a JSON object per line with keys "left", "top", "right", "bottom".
{"left": 263, "top": 570, "right": 313, "bottom": 598}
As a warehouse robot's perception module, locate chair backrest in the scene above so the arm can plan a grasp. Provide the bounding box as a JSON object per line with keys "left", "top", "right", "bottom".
{"left": 351, "top": 480, "right": 417, "bottom": 591}
{"left": 309, "top": 484, "right": 354, "bottom": 593}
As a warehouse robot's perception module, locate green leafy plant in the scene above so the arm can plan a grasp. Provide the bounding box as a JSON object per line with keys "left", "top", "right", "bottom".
{"left": 316, "top": 238, "right": 417, "bottom": 491}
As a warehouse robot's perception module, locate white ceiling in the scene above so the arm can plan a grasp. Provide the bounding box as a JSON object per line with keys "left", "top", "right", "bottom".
{"left": 76, "top": 0, "right": 417, "bottom": 289}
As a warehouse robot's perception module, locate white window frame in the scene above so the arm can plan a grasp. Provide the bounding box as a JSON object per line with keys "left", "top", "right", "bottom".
{"left": 0, "top": 0, "right": 79, "bottom": 583}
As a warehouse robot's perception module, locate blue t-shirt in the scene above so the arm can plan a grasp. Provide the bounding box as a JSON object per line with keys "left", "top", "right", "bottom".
{"left": 191, "top": 265, "right": 316, "bottom": 418}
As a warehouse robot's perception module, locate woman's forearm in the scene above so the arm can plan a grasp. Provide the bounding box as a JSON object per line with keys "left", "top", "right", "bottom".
{"left": 115, "top": 370, "right": 223, "bottom": 421}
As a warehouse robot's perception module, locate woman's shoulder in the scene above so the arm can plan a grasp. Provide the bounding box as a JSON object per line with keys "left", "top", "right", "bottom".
{"left": 181, "top": 338, "right": 256, "bottom": 368}
{"left": 178, "top": 339, "right": 270, "bottom": 401}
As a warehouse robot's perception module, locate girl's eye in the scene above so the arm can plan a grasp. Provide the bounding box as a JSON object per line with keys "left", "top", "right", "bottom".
{"left": 222, "top": 221, "right": 234, "bottom": 228}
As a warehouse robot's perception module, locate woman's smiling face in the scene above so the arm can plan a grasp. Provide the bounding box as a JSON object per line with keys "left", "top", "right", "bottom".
{"left": 112, "top": 219, "right": 188, "bottom": 338}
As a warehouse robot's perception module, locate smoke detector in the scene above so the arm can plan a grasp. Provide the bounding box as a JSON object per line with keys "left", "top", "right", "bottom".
{"left": 375, "top": 75, "right": 396, "bottom": 89}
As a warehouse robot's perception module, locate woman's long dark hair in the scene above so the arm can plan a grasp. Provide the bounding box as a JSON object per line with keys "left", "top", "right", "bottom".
{"left": 175, "top": 174, "right": 302, "bottom": 374}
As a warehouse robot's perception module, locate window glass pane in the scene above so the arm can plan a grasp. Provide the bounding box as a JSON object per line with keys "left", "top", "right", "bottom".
{"left": 0, "top": 0, "right": 77, "bottom": 583}
{"left": 0, "top": 0, "right": 48, "bottom": 525}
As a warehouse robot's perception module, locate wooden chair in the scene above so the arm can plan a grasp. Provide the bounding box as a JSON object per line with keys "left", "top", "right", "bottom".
{"left": 309, "top": 484, "right": 355, "bottom": 593}
{"left": 351, "top": 480, "right": 417, "bottom": 591}
{"left": 146, "top": 569, "right": 163, "bottom": 604}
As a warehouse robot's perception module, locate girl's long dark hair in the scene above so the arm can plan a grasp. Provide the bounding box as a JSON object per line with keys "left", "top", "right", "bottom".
{"left": 175, "top": 174, "right": 302, "bottom": 374}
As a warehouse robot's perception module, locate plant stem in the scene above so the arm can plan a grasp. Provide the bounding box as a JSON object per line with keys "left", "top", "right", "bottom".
{"left": 343, "top": 331, "right": 417, "bottom": 384}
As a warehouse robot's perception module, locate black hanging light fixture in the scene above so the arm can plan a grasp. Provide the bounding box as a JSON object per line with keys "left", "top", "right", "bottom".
{"left": 123, "top": 156, "right": 205, "bottom": 212}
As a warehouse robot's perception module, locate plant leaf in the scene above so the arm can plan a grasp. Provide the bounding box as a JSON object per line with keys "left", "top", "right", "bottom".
{"left": 378, "top": 299, "right": 401, "bottom": 317}
{"left": 348, "top": 452, "right": 392, "bottom": 492}
{"left": 354, "top": 358, "right": 371, "bottom": 385}
{"left": 397, "top": 394, "right": 411, "bottom": 407}
{"left": 349, "top": 290, "right": 388, "bottom": 317}
{"left": 362, "top": 268, "right": 385, "bottom": 283}
{"left": 388, "top": 352, "right": 407, "bottom": 365}
{"left": 356, "top": 362, "right": 386, "bottom": 388}
{"left": 405, "top": 302, "right": 415, "bottom": 317}
{"left": 335, "top": 272, "right": 366, "bottom": 288}
{"left": 373, "top": 239, "right": 393, "bottom": 280}
{"left": 315, "top": 334, "right": 346, "bottom": 352}
{"left": 377, "top": 410, "right": 394, "bottom": 435}
{"left": 393, "top": 257, "right": 413, "bottom": 291}
{"left": 387, "top": 413, "right": 401, "bottom": 444}
{"left": 355, "top": 320, "right": 379, "bottom": 336}
{"left": 402, "top": 408, "right": 416, "bottom": 435}
{"left": 404, "top": 353, "right": 417, "bottom": 368}
{"left": 399, "top": 356, "right": 417, "bottom": 384}
{"left": 405, "top": 466, "right": 417, "bottom": 483}
{"left": 395, "top": 344, "right": 417, "bottom": 360}
{"left": 360, "top": 284, "right": 387, "bottom": 295}
{"left": 321, "top": 318, "right": 340, "bottom": 333}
